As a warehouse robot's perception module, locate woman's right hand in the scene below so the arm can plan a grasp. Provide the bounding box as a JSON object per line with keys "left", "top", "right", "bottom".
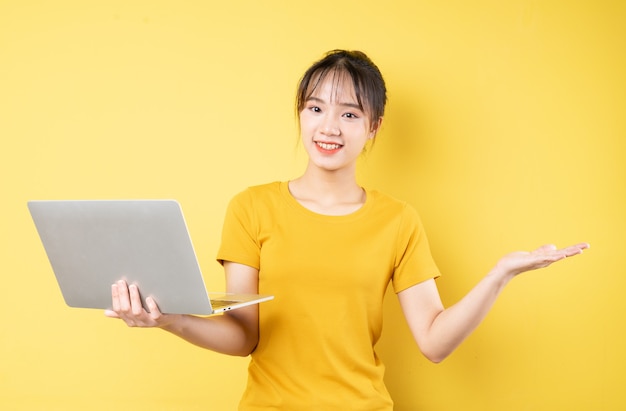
{"left": 104, "top": 280, "right": 174, "bottom": 328}
{"left": 104, "top": 262, "right": 260, "bottom": 356}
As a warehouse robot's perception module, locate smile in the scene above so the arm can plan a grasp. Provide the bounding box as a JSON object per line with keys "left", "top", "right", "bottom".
{"left": 316, "top": 142, "right": 342, "bottom": 150}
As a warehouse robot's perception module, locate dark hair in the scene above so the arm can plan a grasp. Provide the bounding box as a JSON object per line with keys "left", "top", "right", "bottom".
{"left": 296, "top": 50, "right": 387, "bottom": 128}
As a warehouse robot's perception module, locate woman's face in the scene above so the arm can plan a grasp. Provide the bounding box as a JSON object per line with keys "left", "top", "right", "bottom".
{"left": 299, "top": 74, "right": 380, "bottom": 174}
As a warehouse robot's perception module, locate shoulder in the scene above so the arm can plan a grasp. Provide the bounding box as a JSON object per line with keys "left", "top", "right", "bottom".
{"left": 226, "top": 181, "right": 285, "bottom": 215}
{"left": 365, "top": 189, "right": 426, "bottom": 235}
{"left": 367, "top": 189, "right": 418, "bottom": 217}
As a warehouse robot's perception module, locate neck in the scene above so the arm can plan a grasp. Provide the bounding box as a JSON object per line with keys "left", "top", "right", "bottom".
{"left": 288, "top": 163, "right": 365, "bottom": 215}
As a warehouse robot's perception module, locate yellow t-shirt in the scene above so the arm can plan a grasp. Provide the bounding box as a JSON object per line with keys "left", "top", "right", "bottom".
{"left": 217, "top": 182, "right": 440, "bottom": 410}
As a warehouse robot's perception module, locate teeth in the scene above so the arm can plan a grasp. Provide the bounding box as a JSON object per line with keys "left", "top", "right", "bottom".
{"left": 317, "top": 142, "right": 341, "bottom": 150}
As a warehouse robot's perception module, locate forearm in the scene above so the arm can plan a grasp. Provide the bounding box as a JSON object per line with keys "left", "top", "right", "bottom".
{"left": 107, "top": 260, "right": 261, "bottom": 357}
{"left": 401, "top": 242, "right": 588, "bottom": 363}
{"left": 422, "top": 267, "right": 513, "bottom": 362}
{"left": 160, "top": 310, "right": 258, "bottom": 357}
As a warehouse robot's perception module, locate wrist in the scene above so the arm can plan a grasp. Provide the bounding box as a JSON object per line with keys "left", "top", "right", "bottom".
{"left": 488, "top": 262, "right": 517, "bottom": 287}
{"left": 158, "top": 314, "right": 185, "bottom": 332}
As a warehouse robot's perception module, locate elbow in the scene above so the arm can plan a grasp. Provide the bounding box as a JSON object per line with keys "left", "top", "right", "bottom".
{"left": 232, "top": 341, "right": 257, "bottom": 357}
{"left": 419, "top": 343, "right": 453, "bottom": 364}
{"left": 414, "top": 329, "right": 460, "bottom": 363}
{"left": 232, "top": 349, "right": 253, "bottom": 357}
{"left": 223, "top": 310, "right": 259, "bottom": 357}
{"left": 220, "top": 341, "right": 256, "bottom": 357}
{"left": 226, "top": 332, "right": 258, "bottom": 357}
{"left": 423, "top": 352, "right": 448, "bottom": 364}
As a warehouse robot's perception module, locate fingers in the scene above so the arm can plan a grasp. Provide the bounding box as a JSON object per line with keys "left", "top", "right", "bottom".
{"left": 146, "top": 296, "right": 163, "bottom": 320}
{"left": 112, "top": 280, "right": 130, "bottom": 313}
{"left": 527, "top": 242, "right": 590, "bottom": 271}
{"left": 561, "top": 243, "right": 589, "bottom": 257}
{"left": 572, "top": 242, "right": 591, "bottom": 251}
{"left": 128, "top": 283, "right": 144, "bottom": 315}
{"left": 499, "top": 242, "right": 590, "bottom": 277}
{"left": 535, "top": 242, "right": 589, "bottom": 257}
{"left": 111, "top": 282, "right": 121, "bottom": 312}
{"left": 104, "top": 309, "right": 120, "bottom": 318}
{"left": 107, "top": 280, "right": 158, "bottom": 327}
{"left": 113, "top": 280, "right": 142, "bottom": 314}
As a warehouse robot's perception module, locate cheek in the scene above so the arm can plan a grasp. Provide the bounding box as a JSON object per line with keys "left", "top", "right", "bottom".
{"left": 299, "top": 116, "right": 318, "bottom": 135}
{"left": 298, "top": 123, "right": 315, "bottom": 145}
{"left": 344, "top": 123, "right": 370, "bottom": 138}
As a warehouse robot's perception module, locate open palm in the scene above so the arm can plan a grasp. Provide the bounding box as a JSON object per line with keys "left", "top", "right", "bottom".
{"left": 497, "top": 243, "right": 589, "bottom": 277}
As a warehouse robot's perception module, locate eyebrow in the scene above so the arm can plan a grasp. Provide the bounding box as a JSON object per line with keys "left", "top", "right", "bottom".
{"left": 306, "top": 96, "right": 362, "bottom": 111}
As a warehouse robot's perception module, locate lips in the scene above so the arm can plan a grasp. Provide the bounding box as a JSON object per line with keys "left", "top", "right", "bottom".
{"left": 315, "top": 141, "right": 343, "bottom": 151}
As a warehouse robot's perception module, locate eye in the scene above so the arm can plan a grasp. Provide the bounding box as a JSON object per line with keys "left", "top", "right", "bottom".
{"left": 307, "top": 105, "right": 321, "bottom": 113}
{"left": 343, "top": 112, "right": 358, "bottom": 119}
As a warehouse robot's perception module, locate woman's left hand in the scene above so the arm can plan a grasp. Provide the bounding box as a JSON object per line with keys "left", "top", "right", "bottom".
{"left": 496, "top": 242, "right": 590, "bottom": 277}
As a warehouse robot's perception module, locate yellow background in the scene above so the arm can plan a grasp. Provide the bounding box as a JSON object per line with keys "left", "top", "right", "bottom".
{"left": 1, "top": 1, "right": 624, "bottom": 410}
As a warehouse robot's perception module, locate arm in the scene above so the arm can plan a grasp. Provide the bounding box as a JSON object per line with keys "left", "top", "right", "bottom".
{"left": 104, "top": 261, "right": 259, "bottom": 357}
{"left": 398, "top": 243, "right": 589, "bottom": 363}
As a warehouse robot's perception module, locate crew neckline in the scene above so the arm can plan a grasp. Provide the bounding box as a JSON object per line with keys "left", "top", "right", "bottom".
{"left": 279, "top": 181, "right": 373, "bottom": 221}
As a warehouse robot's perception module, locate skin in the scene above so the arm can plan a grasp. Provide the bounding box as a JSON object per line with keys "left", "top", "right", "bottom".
{"left": 105, "top": 74, "right": 589, "bottom": 363}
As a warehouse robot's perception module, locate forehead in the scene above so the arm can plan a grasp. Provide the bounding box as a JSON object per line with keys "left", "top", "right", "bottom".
{"left": 306, "top": 68, "right": 358, "bottom": 104}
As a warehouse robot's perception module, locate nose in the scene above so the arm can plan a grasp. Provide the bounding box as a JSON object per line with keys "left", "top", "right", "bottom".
{"left": 320, "top": 114, "right": 341, "bottom": 136}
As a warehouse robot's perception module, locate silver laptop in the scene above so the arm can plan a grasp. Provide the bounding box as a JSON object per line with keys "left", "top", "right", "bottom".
{"left": 27, "top": 199, "right": 273, "bottom": 315}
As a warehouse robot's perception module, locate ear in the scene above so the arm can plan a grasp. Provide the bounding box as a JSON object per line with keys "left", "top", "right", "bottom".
{"left": 368, "top": 117, "right": 383, "bottom": 139}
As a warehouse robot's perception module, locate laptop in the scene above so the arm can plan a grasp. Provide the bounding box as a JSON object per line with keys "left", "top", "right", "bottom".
{"left": 27, "top": 199, "right": 273, "bottom": 315}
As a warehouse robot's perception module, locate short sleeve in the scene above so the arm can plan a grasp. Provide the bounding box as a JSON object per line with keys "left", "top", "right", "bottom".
{"left": 391, "top": 205, "right": 441, "bottom": 293}
{"left": 216, "top": 189, "right": 261, "bottom": 269}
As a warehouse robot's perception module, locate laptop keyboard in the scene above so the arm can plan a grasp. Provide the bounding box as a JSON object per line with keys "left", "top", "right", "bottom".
{"left": 210, "top": 299, "right": 239, "bottom": 309}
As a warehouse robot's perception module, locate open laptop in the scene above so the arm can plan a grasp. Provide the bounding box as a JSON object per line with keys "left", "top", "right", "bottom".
{"left": 27, "top": 199, "right": 273, "bottom": 315}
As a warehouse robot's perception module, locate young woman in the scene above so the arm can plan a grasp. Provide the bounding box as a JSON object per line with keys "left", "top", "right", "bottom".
{"left": 106, "top": 50, "right": 589, "bottom": 410}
